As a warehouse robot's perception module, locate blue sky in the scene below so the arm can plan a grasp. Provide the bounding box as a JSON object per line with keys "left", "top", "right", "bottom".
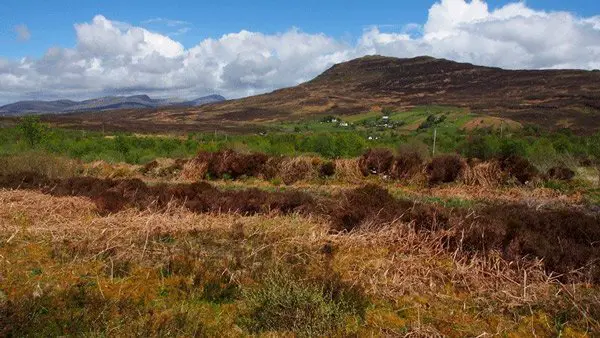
{"left": 1, "top": 0, "right": 599, "bottom": 59}
{"left": 1, "top": 0, "right": 599, "bottom": 104}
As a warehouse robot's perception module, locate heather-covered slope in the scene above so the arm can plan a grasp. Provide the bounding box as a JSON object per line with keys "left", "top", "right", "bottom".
{"left": 36, "top": 56, "right": 600, "bottom": 133}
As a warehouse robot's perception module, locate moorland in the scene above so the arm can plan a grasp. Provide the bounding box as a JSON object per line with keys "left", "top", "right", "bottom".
{"left": 1, "top": 56, "right": 600, "bottom": 337}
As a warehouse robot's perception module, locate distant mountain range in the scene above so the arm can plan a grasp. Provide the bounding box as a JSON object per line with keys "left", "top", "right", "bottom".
{"left": 0, "top": 94, "right": 226, "bottom": 116}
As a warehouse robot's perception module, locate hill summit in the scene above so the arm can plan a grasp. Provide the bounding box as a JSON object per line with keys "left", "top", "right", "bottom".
{"left": 189, "top": 55, "right": 600, "bottom": 131}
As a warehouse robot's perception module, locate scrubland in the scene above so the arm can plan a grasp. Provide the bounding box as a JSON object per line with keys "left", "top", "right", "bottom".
{"left": 1, "top": 143, "right": 599, "bottom": 337}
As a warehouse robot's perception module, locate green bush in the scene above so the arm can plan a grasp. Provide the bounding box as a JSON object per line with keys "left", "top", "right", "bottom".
{"left": 17, "top": 116, "right": 46, "bottom": 148}
{"left": 240, "top": 270, "right": 368, "bottom": 336}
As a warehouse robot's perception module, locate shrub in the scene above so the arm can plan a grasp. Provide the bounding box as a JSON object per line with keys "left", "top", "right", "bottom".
{"left": 426, "top": 154, "right": 466, "bottom": 185}
{"left": 330, "top": 184, "right": 448, "bottom": 232}
{"left": 418, "top": 114, "right": 446, "bottom": 130}
{"left": 527, "top": 139, "right": 560, "bottom": 172}
{"left": 240, "top": 270, "right": 368, "bottom": 336}
{"left": 501, "top": 156, "right": 539, "bottom": 184}
{"left": 319, "top": 161, "right": 336, "bottom": 177}
{"left": 390, "top": 151, "right": 424, "bottom": 181}
{"left": 279, "top": 157, "right": 317, "bottom": 185}
{"left": 358, "top": 149, "right": 394, "bottom": 176}
{"left": 547, "top": 166, "right": 575, "bottom": 181}
{"left": 261, "top": 156, "right": 284, "bottom": 180}
{"left": 182, "top": 150, "right": 270, "bottom": 180}
{"left": 458, "top": 204, "right": 600, "bottom": 282}
{"left": 460, "top": 160, "right": 504, "bottom": 187}
{"left": 17, "top": 116, "right": 46, "bottom": 148}
{"left": 461, "top": 135, "right": 501, "bottom": 160}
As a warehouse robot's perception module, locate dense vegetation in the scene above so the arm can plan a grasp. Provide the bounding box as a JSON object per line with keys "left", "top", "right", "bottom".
{"left": 2, "top": 116, "right": 599, "bottom": 171}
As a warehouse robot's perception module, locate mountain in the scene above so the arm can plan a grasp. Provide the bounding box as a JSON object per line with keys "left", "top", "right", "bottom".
{"left": 0, "top": 94, "right": 226, "bottom": 116}
{"left": 186, "top": 55, "right": 600, "bottom": 131}
{"left": 31, "top": 56, "right": 600, "bottom": 133}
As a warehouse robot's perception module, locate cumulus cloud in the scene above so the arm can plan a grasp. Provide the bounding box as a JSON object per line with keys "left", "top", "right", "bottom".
{"left": 1, "top": 0, "right": 600, "bottom": 104}
{"left": 14, "top": 24, "right": 31, "bottom": 42}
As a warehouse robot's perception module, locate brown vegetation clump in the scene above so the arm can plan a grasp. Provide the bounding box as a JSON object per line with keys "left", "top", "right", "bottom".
{"left": 0, "top": 171, "right": 317, "bottom": 216}
{"left": 426, "top": 154, "right": 466, "bottom": 185}
{"left": 390, "top": 151, "right": 424, "bottom": 181}
{"left": 547, "top": 166, "right": 576, "bottom": 181}
{"left": 458, "top": 204, "right": 600, "bottom": 282}
{"left": 279, "top": 157, "right": 317, "bottom": 185}
{"left": 333, "top": 159, "right": 362, "bottom": 182}
{"left": 2, "top": 172, "right": 600, "bottom": 283}
{"left": 261, "top": 156, "right": 284, "bottom": 180}
{"left": 0, "top": 152, "right": 81, "bottom": 179}
{"left": 141, "top": 158, "right": 188, "bottom": 179}
{"left": 501, "top": 155, "right": 539, "bottom": 184}
{"left": 460, "top": 159, "right": 504, "bottom": 187}
{"left": 181, "top": 150, "right": 270, "bottom": 180}
{"left": 181, "top": 152, "right": 213, "bottom": 181}
{"left": 0, "top": 171, "right": 53, "bottom": 190}
{"left": 92, "top": 191, "right": 127, "bottom": 215}
{"left": 141, "top": 160, "right": 159, "bottom": 174}
{"left": 330, "top": 184, "right": 448, "bottom": 232}
{"left": 358, "top": 149, "right": 394, "bottom": 176}
{"left": 319, "top": 161, "right": 336, "bottom": 178}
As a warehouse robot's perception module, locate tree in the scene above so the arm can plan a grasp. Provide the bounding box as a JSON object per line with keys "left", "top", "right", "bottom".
{"left": 17, "top": 115, "right": 46, "bottom": 148}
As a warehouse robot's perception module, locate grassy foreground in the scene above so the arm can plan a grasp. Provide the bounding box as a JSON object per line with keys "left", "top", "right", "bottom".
{"left": 1, "top": 188, "right": 598, "bottom": 337}
{"left": 1, "top": 112, "right": 600, "bottom": 336}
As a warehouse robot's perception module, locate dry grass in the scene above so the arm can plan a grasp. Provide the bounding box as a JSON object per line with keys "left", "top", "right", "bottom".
{"left": 0, "top": 152, "right": 81, "bottom": 179}
{"left": 333, "top": 158, "right": 363, "bottom": 183}
{"left": 278, "top": 156, "right": 320, "bottom": 185}
{"left": 1, "top": 189, "right": 598, "bottom": 336}
{"left": 180, "top": 154, "right": 210, "bottom": 181}
{"left": 460, "top": 160, "right": 505, "bottom": 187}
{"left": 83, "top": 160, "right": 140, "bottom": 179}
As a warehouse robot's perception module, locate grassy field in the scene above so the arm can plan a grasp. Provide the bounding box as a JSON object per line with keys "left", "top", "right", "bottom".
{"left": 1, "top": 112, "right": 600, "bottom": 336}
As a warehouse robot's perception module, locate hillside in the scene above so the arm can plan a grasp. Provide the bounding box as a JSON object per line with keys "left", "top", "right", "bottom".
{"left": 39, "top": 56, "right": 600, "bottom": 133}
{"left": 0, "top": 94, "right": 226, "bottom": 116}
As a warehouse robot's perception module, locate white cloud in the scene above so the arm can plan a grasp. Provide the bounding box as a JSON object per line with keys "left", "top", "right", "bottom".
{"left": 1, "top": 1, "right": 600, "bottom": 104}
{"left": 14, "top": 24, "right": 31, "bottom": 42}
{"left": 142, "top": 18, "right": 191, "bottom": 27}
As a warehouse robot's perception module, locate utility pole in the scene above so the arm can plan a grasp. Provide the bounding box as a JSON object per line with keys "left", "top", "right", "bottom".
{"left": 432, "top": 128, "right": 437, "bottom": 157}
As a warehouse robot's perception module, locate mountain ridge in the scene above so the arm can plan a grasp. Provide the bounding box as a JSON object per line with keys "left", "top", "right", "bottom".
{"left": 185, "top": 55, "right": 600, "bottom": 131}
{"left": 0, "top": 94, "right": 226, "bottom": 116}
{"left": 26, "top": 55, "right": 600, "bottom": 133}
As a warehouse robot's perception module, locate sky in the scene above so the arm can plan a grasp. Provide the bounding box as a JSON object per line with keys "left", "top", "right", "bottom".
{"left": 0, "top": 0, "right": 599, "bottom": 105}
